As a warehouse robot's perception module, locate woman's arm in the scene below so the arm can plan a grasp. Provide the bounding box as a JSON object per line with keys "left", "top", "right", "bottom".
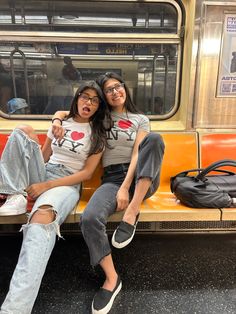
{"left": 116, "top": 129, "right": 148, "bottom": 211}
{"left": 52, "top": 110, "right": 69, "bottom": 120}
{"left": 25, "top": 151, "right": 103, "bottom": 199}
{"left": 52, "top": 111, "right": 69, "bottom": 140}
{"left": 41, "top": 136, "right": 53, "bottom": 162}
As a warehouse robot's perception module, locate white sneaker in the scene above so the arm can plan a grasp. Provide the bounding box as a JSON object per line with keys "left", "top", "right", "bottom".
{"left": 0, "top": 194, "right": 27, "bottom": 216}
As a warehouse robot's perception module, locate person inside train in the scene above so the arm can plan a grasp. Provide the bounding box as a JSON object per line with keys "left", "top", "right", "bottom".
{"left": 52, "top": 72, "right": 165, "bottom": 314}
{"left": 43, "top": 56, "right": 82, "bottom": 114}
{"left": 62, "top": 56, "right": 82, "bottom": 82}
{"left": 0, "top": 80, "right": 109, "bottom": 314}
{"left": 0, "top": 59, "right": 13, "bottom": 113}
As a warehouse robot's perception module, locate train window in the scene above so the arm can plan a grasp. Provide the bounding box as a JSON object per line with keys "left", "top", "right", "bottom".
{"left": 0, "top": 0, "right": 183, "bottom": 119}
{"left": 0, "top": 1, "right": 179, "bottom": 34}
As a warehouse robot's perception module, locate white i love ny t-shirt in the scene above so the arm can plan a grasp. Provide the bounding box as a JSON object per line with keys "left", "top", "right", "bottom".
{"left": 47, "top": 118, "right": 92, "bottom": 173}
{"left": 102, "top": 111, "right": 150, "bottom": 168}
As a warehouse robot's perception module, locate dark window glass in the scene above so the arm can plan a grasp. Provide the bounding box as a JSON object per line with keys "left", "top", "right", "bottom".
{"left": 0, "top": 1, "right": 181, "bottom": 118}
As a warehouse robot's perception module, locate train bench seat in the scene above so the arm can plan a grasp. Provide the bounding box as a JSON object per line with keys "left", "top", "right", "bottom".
{"left": 75, "top": 132, "right": 221, "bottom": 222}
{"left": 1, "top": 132, "right": 236, "bottom": 225}
{"left": 200, "top": 133, "right": 236, "bottom": 221}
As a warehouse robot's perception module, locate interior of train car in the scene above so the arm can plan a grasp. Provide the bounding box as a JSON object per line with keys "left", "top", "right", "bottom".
{"left": 0, "top": 0, "right": 236, "bottom": 233}
{"left": 0, "top": 0, "right": 236, "bottom": 130}
{"left": 0, "top": 0, "right": 184, "bottom": 129}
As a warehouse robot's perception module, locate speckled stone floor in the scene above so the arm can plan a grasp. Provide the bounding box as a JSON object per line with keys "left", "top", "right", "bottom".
{"left": 1, "top": 233, "right": 236, "bottom": 314}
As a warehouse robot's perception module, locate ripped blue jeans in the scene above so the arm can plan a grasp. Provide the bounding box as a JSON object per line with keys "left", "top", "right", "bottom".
{"left": 0, "top": 129, "right": 80, "bottom": 314}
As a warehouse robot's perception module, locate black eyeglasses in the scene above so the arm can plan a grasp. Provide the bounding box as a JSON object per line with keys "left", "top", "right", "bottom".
{"left": 104, "top": 83, "right": 125, "bottom": 95}
{"left": 78, "top": 93, "right": 100, "bottom": 106}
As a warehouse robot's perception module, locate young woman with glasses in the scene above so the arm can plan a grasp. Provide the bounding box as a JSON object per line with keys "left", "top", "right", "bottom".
{"left": 53, "top": 72, "right": 165, "bottom": 314}
{"left": 0, "top": 81, "right": 109, "bottom": 314}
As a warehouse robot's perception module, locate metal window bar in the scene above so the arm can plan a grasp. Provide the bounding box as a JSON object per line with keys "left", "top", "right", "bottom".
{"left": 10, "top": 47, "right": 30, "bottom": 106}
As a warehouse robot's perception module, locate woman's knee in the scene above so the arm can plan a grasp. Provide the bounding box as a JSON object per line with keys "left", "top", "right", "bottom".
{"left": 140, "top": 132, "right": 164, "bottom": 151}
{"left": 148, "top": 132, "right": 164, "bottom": 147}
{"left": 16, "top": 124, "right": 40, "bottom": 143}
{"left": 30, "top": 205, "right": 56, "bottom": 224}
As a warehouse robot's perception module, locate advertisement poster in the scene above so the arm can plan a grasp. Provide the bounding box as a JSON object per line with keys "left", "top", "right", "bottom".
{"left": 217, "top": 14, "right": 236, "bottom": 96}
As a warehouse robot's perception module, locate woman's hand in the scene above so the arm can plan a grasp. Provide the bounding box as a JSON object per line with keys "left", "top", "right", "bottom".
{"left": 26, "top": 182, "right": 51, "bottom": 200}
{"left": 116, "top": 187, "right": 129, "bottom": 211}
{"left": 52, "top": 124, "right": 65, "bottom": 141}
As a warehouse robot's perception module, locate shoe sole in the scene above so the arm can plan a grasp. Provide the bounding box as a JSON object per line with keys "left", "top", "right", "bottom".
{"left": 112, "top": 214, "right": 140, "bottom": 249}
{"left": 0, "top": 208, "right": 26, "bottom": 216}
{"left": 92, "top": 281, "right": 122, "bottom": 314}
{"left": 111, "top": 226, "right": 136, "bottom": 249}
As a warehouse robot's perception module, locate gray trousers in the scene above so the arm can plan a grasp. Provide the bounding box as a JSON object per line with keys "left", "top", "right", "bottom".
{"left": 80, "top": 133, "right": 165, "bottom": 267}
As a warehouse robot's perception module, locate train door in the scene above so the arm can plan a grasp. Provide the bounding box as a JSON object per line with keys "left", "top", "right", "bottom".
{"left": 193, "top": 1, "right": 236, "bottom": 129}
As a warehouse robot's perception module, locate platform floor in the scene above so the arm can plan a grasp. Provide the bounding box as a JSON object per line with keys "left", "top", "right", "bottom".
{"left": 1, "top": 233, "right": 236, "bottom": 314}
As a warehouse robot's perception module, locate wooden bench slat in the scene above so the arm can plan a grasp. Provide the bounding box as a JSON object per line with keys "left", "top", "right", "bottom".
{"left": 221, "top": 208, "right": 236, "bottom": 221}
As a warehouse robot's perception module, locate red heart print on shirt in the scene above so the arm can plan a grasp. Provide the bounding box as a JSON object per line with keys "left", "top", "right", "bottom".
{"left": 118, "top": 120, "right": 132, "bottom": 129}
{"left": 71, "top": 131, "right": 85, "bottom": 141}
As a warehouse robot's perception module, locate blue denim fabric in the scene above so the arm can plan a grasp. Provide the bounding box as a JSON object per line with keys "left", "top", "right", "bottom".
{"left": 0, "top": 128, "right": 46, "bottom": 196}
{"left": 0, "top": 129, "right": 81, "bottom": 314}
{"left": 0, "top": 185, "right": 79, "bottom": 314}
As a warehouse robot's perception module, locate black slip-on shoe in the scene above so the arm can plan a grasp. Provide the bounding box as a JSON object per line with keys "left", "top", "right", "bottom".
{"left": 111, "top": 214, "right": 140, "bottom": 249}
{"left": 92, "top": 276, "right": 122, "bottom": 314}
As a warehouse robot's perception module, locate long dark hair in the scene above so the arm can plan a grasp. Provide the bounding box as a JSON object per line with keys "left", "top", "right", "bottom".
{"left": 66, "top": 81, "right": 108, "bottom": 155}
{"left": 96, "top": 72, "right": 140, "bottom": 114}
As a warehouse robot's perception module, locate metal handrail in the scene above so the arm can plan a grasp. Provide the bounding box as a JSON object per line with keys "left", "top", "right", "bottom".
{"left": 151, "top": 53, "right": 169, "bottom": 113}
{"left": 10, "top": 47, "right": 30, "bottom": 105}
